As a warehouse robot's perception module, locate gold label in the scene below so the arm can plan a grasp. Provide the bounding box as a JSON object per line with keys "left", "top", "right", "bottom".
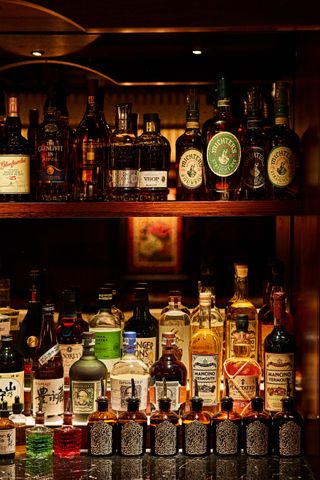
{"left": 27, "top": 335, "right": 38, "bottom": 348}
{"left": 264, "top": 352, "right": 294, "bottom": 412}
{"left": 179, "top": 149, "right": 203, "bottom": 189}
{"left": 267, "top": 146, "right": 295, "bottom": 187}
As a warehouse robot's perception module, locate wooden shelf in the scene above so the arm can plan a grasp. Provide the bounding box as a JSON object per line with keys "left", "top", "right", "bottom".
{"left": 0, "top": 200, "right": 303, "bottom": 219}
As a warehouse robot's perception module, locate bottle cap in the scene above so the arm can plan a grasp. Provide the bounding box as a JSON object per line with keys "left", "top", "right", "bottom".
{"left": 123, "top": 331, "right": 136, "bottom": 354}
{"left": 199, "top": 292, "right": 211, "bottom": 307}
{"left": 98, "top": 286, "right": 113, "bottom": 302}
{"left": 143, "top": 112, "right": 159, "bottom": 122}
{"left": 161, "top": 331, "right": 176, "bottom": 347}
{"left": 235, "top": 314, "right": 249, "bottom": 332}
{"left": 235, "top": 264, "right": 248, "bottom": 278}
{"left": 12, "top": 396, "right": 23, "bottom": 414}
{"left": 134, "top": 287, "right": 148, "bottom": 301}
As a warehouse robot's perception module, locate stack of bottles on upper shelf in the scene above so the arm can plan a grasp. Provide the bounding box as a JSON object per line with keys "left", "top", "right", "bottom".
{"left": 0, "top": 258, "right": 302, "bottom": 460}
{"left": 0, "top": 75, "right": 301, "bottom": 202}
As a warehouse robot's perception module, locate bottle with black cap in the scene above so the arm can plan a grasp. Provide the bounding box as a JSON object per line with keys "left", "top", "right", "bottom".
{"left": 212, "top": 378, "right": 242, "bottom": 455}
{"left": 273, "top": 378, "right": 303, "bottom": 457}
{"left": 87, "top": 378, "right": 117, "bottom": 456}
{"left": 9, "top": 395, "right": 26, "bottom": 455}
{"left": 117, "top": 378, "right": 147, "bottom": 456}
{"left": 149, "top": 377, "right": 180, "bottom": 456}
{"left": 243, "top": 378, "right": 272, "bottom": 456}
{"left": 0, "top": 401, "right": 15, "bottom": 460}
{"left": 181, "top": 379, "right": 211, "bottom": 456}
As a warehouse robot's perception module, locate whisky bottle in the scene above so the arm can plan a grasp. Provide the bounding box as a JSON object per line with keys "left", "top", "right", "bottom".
{"left": 212, "top": 379, "right": 242, "bottom": 456}
{"left": 32, "top": 303, "right": 64, "bottom": 420}
{"left": 176, "top": 88, "right": 205, "bottom": 200}
{"left": 124, "top": 286, "right": 158, "bottom": 368}
{"left": 0, "top": 402, "right": 15, "bottom": 460}
{"left": 53, "top": 399, "right": 82, "bottom": 457}
{"left": 150, "top": 332, "right": 187, "bottom": 413}
{"left": 264, "top": 291, "right": 295, "bottom": 413}
{"left": 27, "top": 108, "right": 39, "bottom": 199}
{"left": 9, "top": 396, "right": 26, "bottom": 455}
{"left": 189, "top": 292, "right": 222, "bottom": 413}
{"left": 88, "top": 379, "right": 117, "bottom": 456}
{"left": 110, "top": 331, "right": 149, "bottom": 413}
{"left": 69, "top": 332, "right": 107, "bottom": 423}
{"left": 0, "top": 94, "right": 30, "bottom": 202}
{"left": 181, "top": 380, "right": 211, "bottom": 456}
{"left": 138, "top": 113, "right": 171, "bottom": 201}
{"left": 223, "top": 314, "right": 261, "bottom": 416}
{"left": 149, "top": 378, "right": 180, "bottom": 456}
{"left": 202, "top": 75, "right": 242, "bottom": 200}
{"left": 25, "top": 397, "right": 53, "bottom": 458}
{"left": 108, "top": 103, "right": 139, "bottom": 201}
{"left": 225, "top": 262, "right": 242, "bottom": 318}
{"left": 0, "top": 335, "right": 24, "bottom": 411}
{"left": 117, "top": 378, "right": 147, "bottom": 456}
{"left": 226, "top": 264, "right": 258, "bottom": 359}
{"left": 266, "top": 81, "right": 301, "bottom": 199}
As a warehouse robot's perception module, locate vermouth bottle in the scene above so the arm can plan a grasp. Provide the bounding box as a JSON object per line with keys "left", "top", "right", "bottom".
{"left": 0, "top": 94, "right": 30, "bottom": 201}
{"left": 202, "top": 75, "right": 242, "bottom": 200}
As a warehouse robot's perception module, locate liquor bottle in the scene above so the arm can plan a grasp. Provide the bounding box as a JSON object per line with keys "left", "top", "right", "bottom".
{"left": 150, "top": 332, "right": 187, "bottom": 413}
{"left": 9, "top": 395, "right": 26, "bottom": 455}
{"left": 149, "top": 378, "right": 180, "bottom": 456}
{"left": 181, "top": 380, "right": 211, "bottom": 456}
{"left": 89, "top": 287, "right": 121, "bottom": 372}
{"left": 87, "top": 379, "right": 117, "bottom": 456}
{"left": 108, "top": 103, "right": 139, "bottom": 201}
{"left": 138, "top": 112, "right": 171, "bottom": 201}
{"left": 189, "top": 292, "right": 222, "bottom": 413}
{"left": 223, "top": 314, "right": 261, "bottom": 416}
{"left": 0, "top": 94, "right": 30, "bottom": 202}
{"left": 110, "top": 331, "right": 149, "bottom": 413}
{"left": 160, "top": 289, "right": 191, "bottom": 316}
{"left": 264, "top": 291, "right": 295, "bottom": 413}
{"left": 202, "top": 75, "right": 242, "bottom": 200}
{"left": 243, "top": 378, "right": 272, "bottom": 456}
{"left": 69, "top": 332, "right": 107, "bottom": 422}
{"left": 55, "top": 289, "right": 86, "bottom": 386}
{"left": 97, "top": 86, "right": 113, "bottom": 138}
{"left": 176, "top": 88, "right": 205, "bottom": 200}
{"left": 225, "top": 262, "right": 242, "bottom": 318}
{"left": 103, "top": 282, "right": 125, "bottom": 329}
{"left": 266, "top": 81, "right": 301, "bottom": 199}
{"left": 0, "top": 89, "right": 5, "bottom": 141}
{"left": 239, "top": 85, "right": 268, "bottom": 200}
{"left": 25, "top": 397, "right": 53, "bottom": 458}
{"left": 124, "top": 286, "right": 158, "bottom": 368}
{"left": 69, "top": 284, "right": 90, "bottom": 331}
{"left": 27, "top": 108, "right": 39, "bottom": 199}
{"left": 36, "top": 85, "right": 69, "bottom": 201}
{"left": 74, "top": 79, "right": 110, "bottom": 201}
{"left": 16, "top": 266, "right": 43, "bottom": 388}
{"left": 0, "top": 402, "right": 15, "bottom": 461}
{"left": 226, "top": 264, "right": 258, "bottom": 360}
{"left": 0, "top": 278, "right": 19, "bottom": 336}
{"left": 273, "top": 379, "right": 303, "bottom": 456}
{"left": 53, "top": 399, "right": 82, "bottom": 457}
{"left": 0, "top": 335, "right": 24, "bottom": 410}
{"left": 117, "top": 378, "right": 147, "bottom": 456}
{"left": 158, "top": 292, "right": 191, "bottom": 374}
{"left": 212, "top": 379, "right": 242, "bottom": 456}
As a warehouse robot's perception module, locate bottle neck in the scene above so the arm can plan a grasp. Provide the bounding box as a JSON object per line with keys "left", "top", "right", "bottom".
{"left": 233, "top": 333, "right": 251, "bottom": 357}
{"left": 82, "top": 345, "right": 96, "bottom": 357}
{"left": 144, "top": 120, "right": 159, "bottom": 134}
{"left": 186, "top": 109, "right": 200, "bottom": 130}
{"left": 217, "top": 97, "right": 231, "bottom": 113}
{"left": 38, "top": 311, "right": 57, "bottom": 350}
{"left": 86, "top": 95, "right": 98, "bottom": 115}
{"left": 273, "top": 297, "right": 286, "bottom": 327}
{"left": 198, "top": 304, "right": 211, "bottom": 329}
{"left": 237, "top": 276, "right": 249, "bottom": 301}
{"left": 28, "top": 287, "right": 41, "bottom": 304}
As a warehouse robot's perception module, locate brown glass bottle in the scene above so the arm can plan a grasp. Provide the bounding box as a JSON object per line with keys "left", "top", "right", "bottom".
{"left": 0, "top": 335, "right": 24, "bottom": 410}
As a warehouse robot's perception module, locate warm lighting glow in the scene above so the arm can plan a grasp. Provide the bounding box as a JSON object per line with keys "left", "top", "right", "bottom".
{"left": 31, "top": 50, "right": 44, "bottom": 57}
{"left": 192, "top": 49, "right": 202, "bottom": 55}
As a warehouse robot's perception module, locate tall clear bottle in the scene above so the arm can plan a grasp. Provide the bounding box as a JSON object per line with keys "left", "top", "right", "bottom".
{"left": 0, "top": 94, "right": 30, "bottom": 202}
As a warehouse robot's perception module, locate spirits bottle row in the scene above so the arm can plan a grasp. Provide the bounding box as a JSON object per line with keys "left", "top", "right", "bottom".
{"left": 0, "top": 77, "right": 300, "bottom": 202}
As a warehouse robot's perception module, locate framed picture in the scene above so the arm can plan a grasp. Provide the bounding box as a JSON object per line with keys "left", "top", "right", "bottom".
{"left": 128, "top": 217, "right": 182, "bottom": 273}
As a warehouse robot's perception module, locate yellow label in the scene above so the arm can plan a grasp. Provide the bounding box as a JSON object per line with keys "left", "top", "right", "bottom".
{"left": 267, "top": 146, "right": 295, "bottom": 187}
{"left": 264, "top": 352, "right": 294, "bottom": 412}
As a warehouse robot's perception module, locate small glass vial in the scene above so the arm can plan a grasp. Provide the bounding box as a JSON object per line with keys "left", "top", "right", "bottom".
{"left": 212, "top": 380, "right": 242, "bottom": 456}
{"left": 53, "top": 400, "right": 82, "bottom": 457}
{"left": 150, "top": 378, "right": 180, "bottom": 456}
{"left": 9, "top": 396, "right": 26, "bottom": 455}
{"left": 88, "top": 380, "right": 117, "bottom": 456}
{"left": 117, "top": 378, "right": 147, "bottom": 456}
{"left": 0, "top": 402, "right": 15, "bottom": 460}
{"left": 182, "top": 380, "right": 211, "bottom": 456}
{"left": 25, "top": 399, "right": 53, "bottom": 458}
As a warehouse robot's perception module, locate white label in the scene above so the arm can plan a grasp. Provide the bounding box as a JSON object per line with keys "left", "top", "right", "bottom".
{"left": 138, "top": 171, "right": 167, "bottom": 188}
{"left": 179, "top": 149, "right": 203, "bottom": 189}
{"left": 135, "top": 336, "right": 157, "bottom": 368}
{"left": 71, "top": 380, "right": 102, "bottom": 415}
{"left": 265, "top": 352, "right": 294, "bottom": 412}
{"left": 38, "top": 344, "right": 60, "bottom": 366}
{"left": 0, "top": 155, "right": 30, "bottom": 193}
{"left": 0, "top": 319, "right": 10, "bottom": 337}
{"left": 0, "top": 371, "right": 24, "bottom": 409}
{"left": 59, "top": 343, "right": 83, "bottom": 379}
{"left": 32, "top": 377, "right": 64, "bottom": 416}
{"left": 111, "top": 169, "right": 138, "bottom": 188}
{"left": 110, "top": 373, "right": 149, "bottom": 411}
{"left": 0, "top": 429, "right": 15, "bottom": 454}
{"left": 191, "top": 354, "right": 218, "bottom": 406}
{"left": 159, "top": 323, "right": 190, "bottom": 374}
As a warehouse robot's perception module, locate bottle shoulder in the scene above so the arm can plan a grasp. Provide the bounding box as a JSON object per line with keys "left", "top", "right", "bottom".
{"left": 88, "top": 410, "right": 117, "bottom": 423}
{"left": 264, "top": 326, "right": 295, "bottom": 352}
{"left": 90, "top": 311, "right": 120, "bottom": 328}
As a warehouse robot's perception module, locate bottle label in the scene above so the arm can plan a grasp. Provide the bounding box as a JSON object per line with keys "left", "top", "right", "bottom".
{"left": 191, "top": 354, "right": 219, "bottom": 406}
{"left": 0, "top": 429, "right": 15, "bottom": 454}
{"left": 38, "top": 344, "right": 60, "bottom": 366}
{"left": 0, "top": 155, "right": 30, "bottom": 194}
{"left": 246, "top": 420, "right": 269, "bottom": 456}
{"left": 110, "top": 169, "right": 138, "bottom": 188}
{"left": 264, "top": 352, "right": 294, "bottom": 411}
{"left": 89, "top": 327, "right": 121, "bottom": 366}
{"left": 135, "top": 336, "right": 157, "bottom": 368}
{"left": 216, "top": 419, "right": 238, "bottom": 455}
{"left": 110, "top": 375, "right": 149, "bottom": 411}
{"left": 227, "top": 318, "right": 257, "bottom": 359}
{"left": 178, "top": 149, "right": 203, "bottom": 189}
{"left": 159, "top": 324, "right": 190, "bottom": 373}
{"left": 0, "top": 318, "right": 10, "bottom": 338}
{"left": 150, "top": 380, "right": 186, "bottom": 411}
{"left": 279, "top": 420, "right": 301, "bottom": 456}
{"left": 120, "top": 421, "right": 144, "bottom": 456}
{"left": 267, "top": 146, "right": 296, "bottom": 187}
{"left": 32, "top": 377, "right": 64, "bottom": 416}
{"left": 206, "top": 132, "right": 241, "bottom": 177}
{"left": 71, "top": 380, "right": 102, "bottom": 415}
{"left": 242, "top": 147, "right": 266, "bottom": 189}
{"left": 185, "top": 421, "right": 208, "bottom": 455}
{"left": 90, "top": 421, "right": 114, "bottom": 455}
{"left": 0, "top": 371, "right": 24, "bottom": 409}
{"left": 138, "top": 171, "right": 167, "bottom": 188}
{"left": 81, "top": 141, "right": 105, "bottom": 166}
{"left": 59, "top": 343, "right": 83, "bottom": 380}
{"left": 227, "top": 374, "right": 257, "bottom": 401}
{"left": 155, "top": 420, "right": 177, "bottom": 456}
